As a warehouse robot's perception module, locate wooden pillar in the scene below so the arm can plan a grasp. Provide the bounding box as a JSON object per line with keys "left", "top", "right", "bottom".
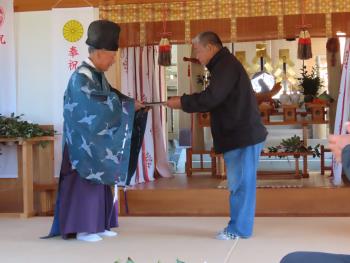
{"left": 217, "top": 155, "right": 226, "bottom": 179}
{"left": 302, "top": 124, "right": 309, "bottom": 178}
{"left": 294, "top": 155, "right": 300, "bottom": 178}
{"left": 21, "top": 141, "right": 34, "bottom": 218}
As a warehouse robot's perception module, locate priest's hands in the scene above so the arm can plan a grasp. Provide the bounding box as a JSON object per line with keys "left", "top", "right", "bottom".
{"left": 166, "top": 96, "right": 182, "bottom": 109}
{"left": 134, "top": 100, "right": 152, "bottom": 112}
{"left": 134, "top": 97, "right": 182, "bottom": 111}
{"left": 328, "top": 122, "right": 350, "bottom": 163}
{"left": 135, "top": 100, "right": 146, "bottom": 111}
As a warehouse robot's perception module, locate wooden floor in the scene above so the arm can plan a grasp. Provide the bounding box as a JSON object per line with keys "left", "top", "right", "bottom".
{"left": 119, "top": 172, "right": 350, "bottom": 217}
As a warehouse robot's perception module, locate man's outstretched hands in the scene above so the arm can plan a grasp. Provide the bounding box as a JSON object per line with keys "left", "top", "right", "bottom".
{"left": 166, "top": 96, "right": 182, "bottom": 109}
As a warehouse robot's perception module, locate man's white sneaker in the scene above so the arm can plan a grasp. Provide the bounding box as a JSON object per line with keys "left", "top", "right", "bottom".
{"left": 97, "top": 230, "right": 118, "bottom": 237}
{"left": 215, "top": 229, "right": 240, "bottom": 240}
{"left": 76, "top": 232, "right": 102, "bottom": 242}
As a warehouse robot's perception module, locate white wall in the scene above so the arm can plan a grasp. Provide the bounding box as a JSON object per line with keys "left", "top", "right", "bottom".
{"left": 15, "top": 11, "right": 53, "bottom": 124}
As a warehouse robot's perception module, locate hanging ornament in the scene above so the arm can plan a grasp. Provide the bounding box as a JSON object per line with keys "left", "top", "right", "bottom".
{"left": 158, "top": 38, "right": 171, "bottom": 66}
{"left": 158, "top": 4, "right": 172, "bottom": 66}
{"left": 183, "top": 57, "right": 200, "bottom": 77}
{"left": 297, "top": 29, "right": 312, "bottom": 60}
{"left": 326, "top": 38, "right": 340, "bottom": 67}
{"left": 297, "top": 0, "right": 312, "bottom": 60}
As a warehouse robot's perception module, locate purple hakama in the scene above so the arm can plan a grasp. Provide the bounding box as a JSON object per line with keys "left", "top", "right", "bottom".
{"left": 51, "top": 145, "right": 117, "bottom": 239}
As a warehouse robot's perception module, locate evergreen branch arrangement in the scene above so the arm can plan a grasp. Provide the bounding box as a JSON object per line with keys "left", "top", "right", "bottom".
{"left": 266, "top": 135, "right": 320, "bottom": 158}
{"left": 298, "top": 65, "right": 324, "bottom": 102}
{"left": 115, "top": 258, "right": 186, "bottom": 263}
{"left": 0, "top": 113, "right": 54, "bottom": 139}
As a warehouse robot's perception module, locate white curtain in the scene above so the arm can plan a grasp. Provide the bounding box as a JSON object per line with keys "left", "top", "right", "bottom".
{"left": 120, "top": 46, "right": 171, "bottom": 185}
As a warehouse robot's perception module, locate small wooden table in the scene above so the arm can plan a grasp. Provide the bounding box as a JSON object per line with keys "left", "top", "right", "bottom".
{"left": 260, "top": 151, "right": 312, "bottom": 178}
{"left": 0, "top": 136, "right": 55, "bottom": 218}
{"left": 192, "top": 113, "right": 327, "bottom": 179}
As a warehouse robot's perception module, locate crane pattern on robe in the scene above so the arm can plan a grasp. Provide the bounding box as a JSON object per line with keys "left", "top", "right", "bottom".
{"left": 63, "top": 100, "right": 78, "bottom": 115}
{"left": 97, "top": 123, "right": 118, "bottom": 138}
{"left": 102, "top": 96, "right": 116, "bottom": 111}
{"left": 62, "top": 62, "right": 135, "bottom": 185}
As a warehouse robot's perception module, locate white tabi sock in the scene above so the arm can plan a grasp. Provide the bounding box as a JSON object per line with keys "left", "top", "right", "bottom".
{"left": 97, "top": 230, "right": 118, "bottom": 237}
{"left": 76, "top": 232, "right": 103, "bottom": 242}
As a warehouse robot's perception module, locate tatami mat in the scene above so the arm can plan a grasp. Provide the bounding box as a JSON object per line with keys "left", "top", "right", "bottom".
{"left": 0, "top": 217, "right": 349, "bottom": 263}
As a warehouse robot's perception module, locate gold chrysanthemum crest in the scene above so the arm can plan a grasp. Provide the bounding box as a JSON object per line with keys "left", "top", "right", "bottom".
{"left": 63, "top": 20, "right": 84, "bottom": 43}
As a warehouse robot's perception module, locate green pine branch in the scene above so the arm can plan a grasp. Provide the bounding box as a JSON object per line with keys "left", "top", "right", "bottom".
{"left": 0, "top": 113, "right": 54, "bottom": 139}
{"left": 267, "top": 135, "right": 320, "bottom": 158}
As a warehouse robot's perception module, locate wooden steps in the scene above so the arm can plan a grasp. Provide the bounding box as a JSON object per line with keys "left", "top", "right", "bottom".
{"left": 120, "top": 187, "right": 350, "bottom": 217}
{"left": 119, "top": 175, "right": 350, "bottom": 217}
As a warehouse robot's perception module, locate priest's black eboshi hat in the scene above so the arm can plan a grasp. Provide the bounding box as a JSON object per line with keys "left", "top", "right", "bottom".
{"left": 86, "top": 20, "right": 121, "bottom": 51}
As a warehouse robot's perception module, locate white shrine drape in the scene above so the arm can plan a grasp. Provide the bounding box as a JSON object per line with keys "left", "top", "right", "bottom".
{"left": 333, "top": 38, "right": 350, "bottom": 185}
{"left": 120, "top": 46, "right": 171, "bottom": 185}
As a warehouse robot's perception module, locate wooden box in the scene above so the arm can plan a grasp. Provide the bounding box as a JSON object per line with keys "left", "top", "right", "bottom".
{"left": 306, "top": 103, "right": 326, "bottom": 122}
{"left": 259, "top": 103, "right": 272, "bottom": 123}
{"left": 282, "top": 105, "right": 298, "bottom": 122}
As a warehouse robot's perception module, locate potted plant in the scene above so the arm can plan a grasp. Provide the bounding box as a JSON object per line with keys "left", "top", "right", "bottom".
{"left": 298, "top": 65, "right": 323, "bottom": 103}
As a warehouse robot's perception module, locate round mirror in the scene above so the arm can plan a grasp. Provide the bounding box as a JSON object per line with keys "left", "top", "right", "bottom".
{"left": 251, "top": 71, "right": 275, "bottom": 94}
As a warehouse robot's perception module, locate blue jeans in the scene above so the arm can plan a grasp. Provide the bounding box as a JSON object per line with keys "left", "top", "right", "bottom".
{"left": 280, "top": 252, "right": 350, "bottom": 263}
{"left": 223, "top": 141, "right": 264, "bottom": 238}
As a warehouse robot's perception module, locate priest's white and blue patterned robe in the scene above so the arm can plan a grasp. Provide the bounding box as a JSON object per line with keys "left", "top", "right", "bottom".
{"left": 63, "top": 60, "right": 136, "bottom": 185}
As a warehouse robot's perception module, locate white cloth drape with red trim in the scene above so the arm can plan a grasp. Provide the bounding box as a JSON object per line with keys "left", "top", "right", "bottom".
{"left": 120, "top": 46, "right": 171, "bottom": 185}
{"left": 333, "top": 38, "right": 350, "bottom": 185}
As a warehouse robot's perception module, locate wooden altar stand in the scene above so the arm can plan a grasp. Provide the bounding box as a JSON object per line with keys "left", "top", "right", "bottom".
{"left": 0, "top": 136, "right": 55, "bottom": 218}
{"left": 186, "top": 105, "right": 328, "bottom": 179}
